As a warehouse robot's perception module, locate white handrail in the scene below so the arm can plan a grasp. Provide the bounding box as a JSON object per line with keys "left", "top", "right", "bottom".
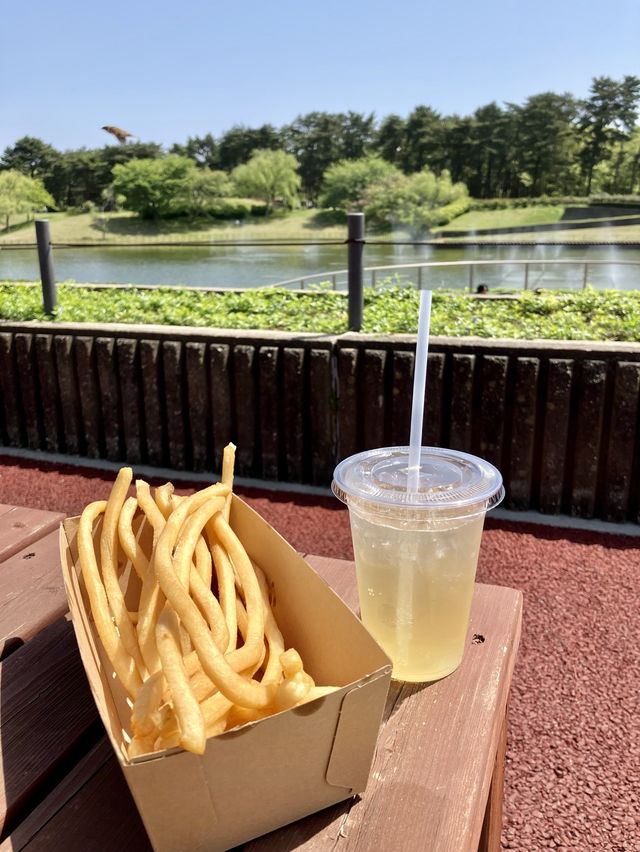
{"left": 265, "top": 258, "right": 640, "bottom": 291}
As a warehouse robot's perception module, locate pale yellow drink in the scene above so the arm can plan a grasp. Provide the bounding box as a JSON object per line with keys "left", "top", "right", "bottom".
{"left": 332, "top": 447, "right": 503, "bottom": 683}
{"left": 349, "top": 510, "right": 484, "bottom": 682}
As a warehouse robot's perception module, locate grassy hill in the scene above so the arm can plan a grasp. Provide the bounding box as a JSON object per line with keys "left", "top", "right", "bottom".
{"left": 434, "top": 204, "right": 640, "bottom": 242}
{"left": 0, "top": 209, "right": 352, "bottom": 245}
{"left": 3, "top": 204, "right": 640, "bottom": 246}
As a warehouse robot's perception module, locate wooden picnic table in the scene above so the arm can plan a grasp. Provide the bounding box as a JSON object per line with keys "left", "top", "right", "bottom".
{"left": 0, "top": 503, "right": 522, "bottom": 852}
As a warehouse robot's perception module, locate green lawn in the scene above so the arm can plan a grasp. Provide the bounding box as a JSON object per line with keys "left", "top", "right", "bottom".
{"left": 461, "top": 223, "right": 640, "bottom": 243}
{"left": 2, "top": 282, "right": 639, "bottom": 341}
{"left": 0, "top": 209, "right": 354, "bottom": 245}
{"left": 436, "top": 206, "right": 567, "bottom": 232}
{"left": 5, "top": 204, "right": 640, "bottom": 246}
{"left": 435, "top": 204, "right": 640, "bottom": 242}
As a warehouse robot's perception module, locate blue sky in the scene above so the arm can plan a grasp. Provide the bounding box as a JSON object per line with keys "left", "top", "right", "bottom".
{"left": 2, "top": 0, "right": 639, "bottom": 153}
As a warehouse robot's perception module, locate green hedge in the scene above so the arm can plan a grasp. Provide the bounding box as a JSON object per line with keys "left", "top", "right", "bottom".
{"left": 202, "top": 199, "right": 267, "bottom": 219}
{"left": 470, "top": 195, "right": 640, "bottom": 210}
{"left": 423, "top": 197, "right": 472, "bottom": 228}
{"left": 2, "top": 282, "right": 640, "bottom": 341}
{"left": 588, "top": 195, "right": 640, "bottom": 208}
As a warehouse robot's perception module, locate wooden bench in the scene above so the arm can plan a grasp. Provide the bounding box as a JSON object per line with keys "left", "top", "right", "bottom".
{"left": 0, "top": 505, "right": 522, "bottom": 851}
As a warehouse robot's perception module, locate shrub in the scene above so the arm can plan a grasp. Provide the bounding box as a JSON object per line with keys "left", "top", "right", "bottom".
{"left": 204, "top": 199, "right": 252, "bottom": 219}
{"left": 231, "top": 150, "right": 301, "bottom": 212}
{"left": 588, "top": 194, "right": 640, "bottom": 208}
{"left": 419, "top": 196, "right": 472, "bottom": 228}
{"left": 364, "top": 168, "right": 469, "bottom": 232}
{"left": 319, "top": 156, "right": 399, "bottom": 211}
{"left": 469, "top": 195, "right": 640, "bottom": 210}
{"left": 112, "top": 156, "right": 195, "bottom": 218}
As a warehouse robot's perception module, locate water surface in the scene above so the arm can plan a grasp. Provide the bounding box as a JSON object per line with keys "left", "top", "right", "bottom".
{"left": 2, "top": 242, "right": 639, "bottom": 290}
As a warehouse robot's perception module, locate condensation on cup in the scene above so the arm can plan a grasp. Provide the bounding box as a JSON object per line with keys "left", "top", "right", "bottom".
{"left": 332, "top": 447, "right": 504, "bottom": 683}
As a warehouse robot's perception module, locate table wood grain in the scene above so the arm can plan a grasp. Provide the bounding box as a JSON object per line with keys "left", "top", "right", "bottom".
{"left": 1, "top": 546, "right": 521, "bottom": 852}
{"left": 0, "top": 618, "right": 103, "bottom": 839}
{"left": 246, "top": 556, "right": 522, "bottom": 852}
{"left": 0, "top": 506, "right": 64, "bottom": 564}
{"left": 0, "top": 530, "right": 69, "bottom": 659}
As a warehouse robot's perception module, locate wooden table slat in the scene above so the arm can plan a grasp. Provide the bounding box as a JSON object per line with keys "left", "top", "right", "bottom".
{"left": 0, "top": 617, "right": 102, "bottom": 840}
{"left": 245, "top": 560, "right": 522, "bottom": 852}
{"left": 0, "top": 508, "right": 64, "bottom": 564}
{"left": 0, "top": 535, "right": 522, "bottom": 852}
{"left": 0, "top": 530, "right": 69, "bottom": 659}
{"left": 1, "top": 739, "right": 150, "bottom": 852}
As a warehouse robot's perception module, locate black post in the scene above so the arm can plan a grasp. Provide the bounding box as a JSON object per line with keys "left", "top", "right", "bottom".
{"left": 35, "top": 219, "right": 56, "bottom": 315}
{"left": 347, "top": 212, "right": 364, "bottom": 332}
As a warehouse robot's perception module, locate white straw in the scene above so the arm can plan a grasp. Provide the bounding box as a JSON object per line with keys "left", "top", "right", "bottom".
{"left": 395, "top": 290, "right": 432, "bottom": 675}
{"left": 407, "top": 290, "right": 432, "bottom": 490}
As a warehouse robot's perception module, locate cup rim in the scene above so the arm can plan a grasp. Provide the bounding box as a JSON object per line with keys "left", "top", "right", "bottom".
{"left": 332, "top": 446, "right": 505, "bottom": 517}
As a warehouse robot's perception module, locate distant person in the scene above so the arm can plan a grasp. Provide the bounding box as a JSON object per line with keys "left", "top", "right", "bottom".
{"left": 476, "top": 284, "right": 489, "bottom": 295}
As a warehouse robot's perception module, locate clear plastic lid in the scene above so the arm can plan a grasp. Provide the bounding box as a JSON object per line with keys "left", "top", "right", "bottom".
{"left": 332, "top": 446, "right": 504, "bottom": 519}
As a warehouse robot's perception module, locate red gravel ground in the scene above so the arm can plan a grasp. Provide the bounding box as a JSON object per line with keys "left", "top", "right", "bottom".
{"left": 1, "top": 454, "right": 639, "bottom": 851}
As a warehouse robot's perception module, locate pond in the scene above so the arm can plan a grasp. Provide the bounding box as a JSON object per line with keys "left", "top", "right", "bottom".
{"left": 2, "top": 242, "right": 640, "bottom": 290}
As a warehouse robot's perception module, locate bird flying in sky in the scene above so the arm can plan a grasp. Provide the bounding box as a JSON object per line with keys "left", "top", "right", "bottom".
{"left": 101, "top": 125, "right": 134, "bottom": 144}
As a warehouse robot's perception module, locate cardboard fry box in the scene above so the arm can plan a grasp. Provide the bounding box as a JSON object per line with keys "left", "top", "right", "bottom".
{"left": 59, "top": 495, "right": 392, "bottom": 852}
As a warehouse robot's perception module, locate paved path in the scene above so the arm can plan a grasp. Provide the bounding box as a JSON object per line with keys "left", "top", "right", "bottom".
{"left": 1, "top": 453, "right": 639, "bottom": 850}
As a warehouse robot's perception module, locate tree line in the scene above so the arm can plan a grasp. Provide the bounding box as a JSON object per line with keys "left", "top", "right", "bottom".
{"left": 1, "top": 75, "right": 639, "bottom": 214}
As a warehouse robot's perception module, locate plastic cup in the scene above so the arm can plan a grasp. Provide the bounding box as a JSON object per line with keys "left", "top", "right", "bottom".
{"left": 332, "top": 446, "right": 504, "bottom": 682}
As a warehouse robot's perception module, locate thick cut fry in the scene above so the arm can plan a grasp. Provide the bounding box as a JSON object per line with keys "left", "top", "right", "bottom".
{"left": 235, "top": 598, "right": 267, "bottom": 671}
{"left": 173, "top": 499, "right": 225, "bottom": 588}
{"left": 272, "top": 669, "right": 314, "bottom": 712}
{"left": 186, "top": 634, "right": 265, "bottom": 704}
{"left": 194, "top": 535, "right": 213, "bottom": 589}
{"left": 136, "top": 480, "right": 166, "bottom": 539}
{"left": 205, "top": 717, "right": 228, "bottom": 738}
{"left": 200, "top": 638, "right": 269, "bottom": 732}
{"left": 129, "top": 734, "right": 156, "bottom": 758}
{"left": 190, "top": 568, "right": 229, "bottom": 652}
{"left": 131, "top": 671, "right": 166, "bottom": 736}
{"left": 201, "top": 692, "right": 233, "bottom": 729}
{"left": 172, "top": 500, "right": 265, "bottom": 674}
{"left": 135, "top": 479, "right": 170, "bottom": 674}
{"left": 154, "top": 500, "right": 275, "bottom": 710}
{"left": 223, "top": 574, "right": 285, "bottom": 730}
{"left": 136, "top": 575, "right": 165, "bottom": 676}
{"left": 78, "top": 500, "right": 142, "bottom": 697}
{"left": 221, "top": 442, "right": 236, "bottom": 523}
{"left": 78, "top": 461, "right": 339, "bottom": 757}
{"left": 99, "top": 468, "right": 146, "bottom": 679}
{"left": 117, "top": 497, "right": 148, "bottom": 581}
{"left": 209, "top": 442, "right": 237, "bottom": 651}
{"left": 281, "top": 648, "right": 305, "bottom": 678}
{"left": 255, "top": 566, "right": 285, "bottom": 686}
{"left": 235, "top": 595, "right": 248, "bottom": 638}
{"left": 209, "top": 514, "right": 265, "bottom": 673}
{"left": 154, "top": 731, "right": 181, "bottom": 752}
{"left": 210, "top": 541, "right": 238, "bottom": 653}
{"left": 154, "top": 482, "right": 175, "bottom": 520}
{"left": 156, "top": 609, "right": 206, "bottom": 755}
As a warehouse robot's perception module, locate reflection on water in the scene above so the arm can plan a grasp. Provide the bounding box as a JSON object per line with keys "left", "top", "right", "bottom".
{"left": 1, "top": 242, "right": 639, "bottom": 290}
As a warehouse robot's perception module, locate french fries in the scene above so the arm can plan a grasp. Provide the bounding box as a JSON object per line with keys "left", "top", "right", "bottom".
{"left": 77, "top": 444, "right": 336, "bottom": 757}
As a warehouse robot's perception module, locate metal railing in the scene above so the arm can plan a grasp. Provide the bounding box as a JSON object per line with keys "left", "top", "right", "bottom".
{"left": 267, "top": 258, "right": 640, "bottom": 292}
